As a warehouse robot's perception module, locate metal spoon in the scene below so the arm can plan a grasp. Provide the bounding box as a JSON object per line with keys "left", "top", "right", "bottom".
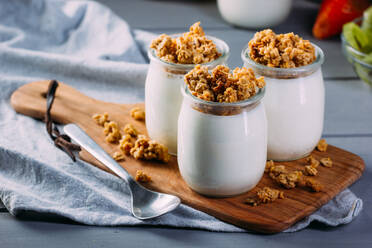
{"left": 64, "top": 124, "right": 181, "bottom": 220}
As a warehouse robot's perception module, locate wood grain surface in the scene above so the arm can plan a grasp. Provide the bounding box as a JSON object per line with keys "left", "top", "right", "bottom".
{"left": 10, "top": 80, "right": 365, "bottom": 233}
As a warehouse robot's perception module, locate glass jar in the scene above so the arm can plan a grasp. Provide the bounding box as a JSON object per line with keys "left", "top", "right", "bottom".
{"left": 177, "top": 86, "right": 267, "bottom": 197}
{"left": 145, "top": 35, "right": 229, "bottom": 155}
{"left": 241, "top": 43, "right": 325, "bottom": 161}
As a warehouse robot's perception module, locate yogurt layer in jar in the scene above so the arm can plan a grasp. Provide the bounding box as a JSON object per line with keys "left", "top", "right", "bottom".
{"left": 178, "top": 65, "right": 267, "bottom": 197}
{"left": 242, "top": 29, "right": 325, "bottom": 161}
{"left": 145, "top": 22, "right": 229, "bottom": 155}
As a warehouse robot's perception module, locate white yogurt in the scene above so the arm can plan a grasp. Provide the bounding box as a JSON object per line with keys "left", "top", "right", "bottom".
{"left": 217, "top": 0, "right": 293, "bottom": 28}
{"left": 178, "top": 88, "right": 267, "bottom": 197}
{"left": 145, "top": 35, "right": 229, "bottom": 155}
{"left": 145, "top": 63, "right": 184, "bottom": 154}
{"left": 263, "top": 69, "right": 324, "bottom": 161}
{"left": 242, "top": 44, "right": 325, "bottom": 161}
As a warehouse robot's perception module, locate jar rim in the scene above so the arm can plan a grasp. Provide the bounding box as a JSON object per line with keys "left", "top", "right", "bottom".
{"left": 241, "top": 42, "right": 325, "bottom": 76}
{"left": 181, "top": 84, "right": 266, "bottom": 108}
{"left": 148, "top": 34, "right": 230, "bottom": 69}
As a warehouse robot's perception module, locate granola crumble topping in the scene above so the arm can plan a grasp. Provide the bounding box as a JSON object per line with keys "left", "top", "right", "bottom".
{"left": 135, "top": 170, "right": 152, "bottom": 183}
{"left": 317, "top": 139, "right": 328, "bottom": 152}
{"left": 320, "top": 157, "right": 333, "bottom": 168}
{"left": 130, "top": 107, "right": 145, "bottom": 121}
{"left": 184, "top": 65, "right": 265, "bottom": 103}
{"left": 130, "top": 135, "right": 170, "bottom": 163}
{"left": 150, "top": 22, "right": 221, "bottom": 64}
{"left": 248, "top": 29, "right": 316, "bottom": 68}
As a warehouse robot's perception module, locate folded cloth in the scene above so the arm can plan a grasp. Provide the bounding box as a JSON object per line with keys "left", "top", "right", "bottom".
{"left": 0, "top": 0, "right": 363, "bottom": 233}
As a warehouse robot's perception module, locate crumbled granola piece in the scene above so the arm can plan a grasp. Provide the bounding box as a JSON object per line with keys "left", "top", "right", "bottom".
{"left": 248, "top": 29, "right": 316, "bottom": 68}
{"left": 317, "top": 139, "right": 328, "bottom": 152}
{"left": 184, "top": 65, "right": 265, "bottom": 103}
{"left": 92, "top": 112, "right": 109, "bottom": 126}
{"left": 306, "top": 155, "right": 320, "bottom": 168}
{"left": 265, "top": 160, "right": 275, "bottom": 173}
{"left": 130, "top": 135, "right": 170, "bottom": 163}
{"left": 244, "top": 197, "right": 258, "bottom": 207}
{"left": 150, "top": 22, "right": 221, "bottom": 64}
{"left": 244, "top": 187, "right": 284, "bottom": 206}
{"left": 119, "top": 135, "right": 134, "bottom": 155}
{"left": 269, "top": 165, "right": 287, "bottom": 178}
{"left": 257, "top": 187, "right": 285, "bottom": 204}
{"left": 320, "top": 157, "right": 333, "bottom": 168}
{"left": 103, "top": 121, "right": 122, "bottom": 143}
{"left": 112, "top": 151, "right": 125, "bottom": 161}
{"left": 130, "top": 107, "right": 145, "bottom": 121}
{"left": 121, "top": 142, "right": 133, "bottom": 155}
{"left": 305, "top": 165, "right": 318, "bottom": 176}
{"left": 274, "top": 171, "right": 303, "bottom": 189}
{"left": 135, "top": 170, "right": 152, "bottom": 183}
{"left": 123, "top": 123, "right": 138, "bottom": 137}
{"left": 120, "top": 134, "right": 132, "bottom": 144}
{"left": 302, "top": 177, "right": 323, "bottom": 192}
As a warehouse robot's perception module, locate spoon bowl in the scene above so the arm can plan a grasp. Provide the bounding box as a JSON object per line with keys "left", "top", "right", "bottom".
{"left": 129, "top": 180, "right": 180, "bottom": 219}
{"left": 64, "top": 124, "right": 181, "bottom": 219}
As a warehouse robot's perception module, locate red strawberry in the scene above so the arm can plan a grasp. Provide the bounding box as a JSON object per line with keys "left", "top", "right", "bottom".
{"left": 313, "top": 0, "right": 370, "bottom": 39}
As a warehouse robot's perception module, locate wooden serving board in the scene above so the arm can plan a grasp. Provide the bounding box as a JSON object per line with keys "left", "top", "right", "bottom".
{"left": 10, "top": 81, "right": 365, "bottom": 233}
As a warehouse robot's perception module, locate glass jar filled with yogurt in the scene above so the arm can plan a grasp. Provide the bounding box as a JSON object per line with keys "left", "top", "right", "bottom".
{"left": 241, "top": 29, "right": 325, "bottom": 161}
{"left": 145, "top": 22, "right": 229, "bottom": 155}
{"left": 178, "top": 65, "right": 267, "bottom": 197}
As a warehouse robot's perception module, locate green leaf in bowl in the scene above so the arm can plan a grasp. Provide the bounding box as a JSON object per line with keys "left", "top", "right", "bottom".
{"left": 361, "top": 6, "right": 372, "bottom": 32}
{"left": 354, "top": 63, "right": 372, "bottom": 85}
{"left": 343, "top": 22, "right": 370, "bottom": 51}
{"left": 362, "top": 53, "right": 372, "bottom": 64}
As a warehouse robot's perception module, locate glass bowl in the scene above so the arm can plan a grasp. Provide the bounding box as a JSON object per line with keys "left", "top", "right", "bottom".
{"left": 341, "top": 19, "right": 372, "bottom": 85}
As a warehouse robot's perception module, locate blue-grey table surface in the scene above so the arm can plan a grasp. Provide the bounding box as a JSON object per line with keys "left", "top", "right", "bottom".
{"left": 1, "top": 0, "right": 371, "bottom": 247}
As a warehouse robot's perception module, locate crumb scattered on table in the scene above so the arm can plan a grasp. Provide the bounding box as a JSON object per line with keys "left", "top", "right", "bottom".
{"left": 305, "top": 165, "right": 318, "bottom": 176}
{"left": 103, "top": 121, "right": 122, "bottom": 143}
{"left": 269, "top": 165, "right": 287, "bottom": 178}
{"left": 123, "top": 123, "right": 138, "bottom": 137}
{"left": 135, "top": 170, "right": 152, "bottom": 183}
{"left": 301, "top": 177, "right": 323, "bottom": 192}
{"left": 130, "top": 107, "right": 145, "bottom": 121}
{"left": 320, "top": 157, "right": 333, "bottom": 168}
{"left": 265, "top": 160, "right": 275, "bottom": 173}
{"left": 245, "top": 187, "right": 284, "bottom": 206}
{"left": 306, "top": 155, "right": 319, "bottom": 168}
{"left": 130, "top": 135, "right": 170, "bottom": 163}
{"left": 92, "top": 112, "right": 109, "bottom": 126}
{"left": 317, "top": 139, "right": 328, "bottom": 152}
{"left": 112, "top": 151, "right": 125, "bottom": 161}
{"left": 274, "top": 171, "right": 303, "bottom": 189}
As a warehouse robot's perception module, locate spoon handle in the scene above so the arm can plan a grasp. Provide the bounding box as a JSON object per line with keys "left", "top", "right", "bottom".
{"left": 64, "top": 124, "right": 132, "bottom": 183}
